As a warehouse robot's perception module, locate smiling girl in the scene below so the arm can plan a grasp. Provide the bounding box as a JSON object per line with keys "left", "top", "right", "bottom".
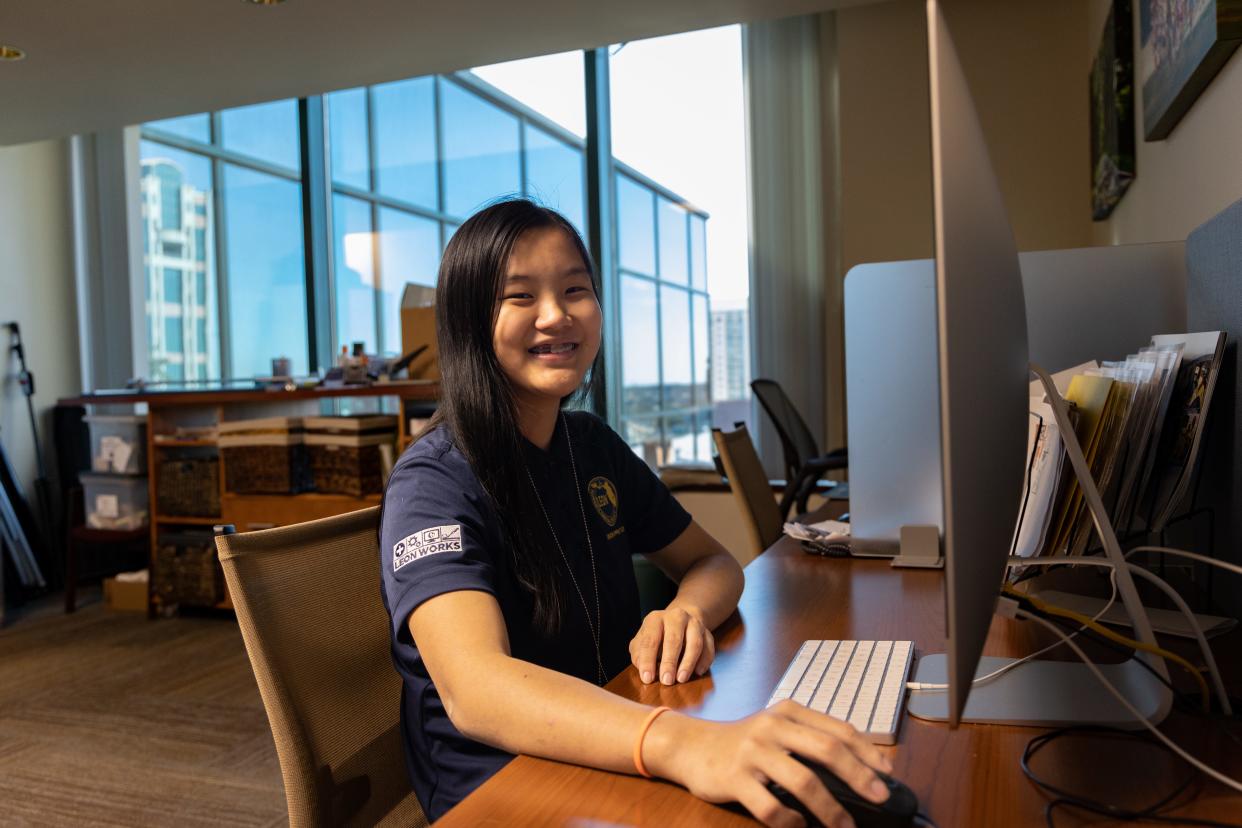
{"left": 379, "top": 199, "right": 892, "bottom": 827}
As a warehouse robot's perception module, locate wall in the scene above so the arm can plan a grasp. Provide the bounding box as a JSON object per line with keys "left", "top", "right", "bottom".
{"left": 0, "top": 139, "right": 81, "bottom": 507}
{"left": 835, "top": 0, "right": 1092, "bottom": 272}
{"left": 816, "top": 0, "right": 1091, "bottom": 446}
{"left": 1088, "top": 1, "right": 1242, "bottom": 244}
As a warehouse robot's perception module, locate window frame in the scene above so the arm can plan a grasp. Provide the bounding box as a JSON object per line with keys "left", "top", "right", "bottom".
{"left": 142, "top": 111, "right": 304, "bottom": 379}
{"left": 137, "top": 46, "right": 727, "bottom": 465}
{"left": 612, "top": 166, "right": 712, "bottom": 463}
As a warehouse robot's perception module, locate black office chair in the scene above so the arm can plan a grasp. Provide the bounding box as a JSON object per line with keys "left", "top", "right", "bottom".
{"left": 751, "top": 378, "right": 848, "bottom": 519}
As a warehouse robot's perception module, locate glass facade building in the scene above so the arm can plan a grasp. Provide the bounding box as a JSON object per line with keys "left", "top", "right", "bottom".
{"left": 139, "top": 58, "right": 725, "bottom": 466}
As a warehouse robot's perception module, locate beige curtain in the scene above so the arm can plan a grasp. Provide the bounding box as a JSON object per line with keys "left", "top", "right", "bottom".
{"left": 743, "top": 13, "right": 844, "bottom": 476}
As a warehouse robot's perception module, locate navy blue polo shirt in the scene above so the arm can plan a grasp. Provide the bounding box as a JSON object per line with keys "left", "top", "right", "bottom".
{"left": 378, "top": 410, "right": 692, "bottom": 820}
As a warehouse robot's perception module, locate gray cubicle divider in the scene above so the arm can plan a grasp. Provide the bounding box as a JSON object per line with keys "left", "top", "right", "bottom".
{"left": 844, "top": 241, "right": 1187, "bottom": 553}
{"left": 1186, "top": 196, "right": 1242, "bottom": 619}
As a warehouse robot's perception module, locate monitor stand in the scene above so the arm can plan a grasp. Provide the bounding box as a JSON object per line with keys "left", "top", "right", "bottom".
{"left": 911, "top": 363, "right": 1175, "bottom": 728}
{"left": 906, "top": 654, "right": 1168, "bottom": 727}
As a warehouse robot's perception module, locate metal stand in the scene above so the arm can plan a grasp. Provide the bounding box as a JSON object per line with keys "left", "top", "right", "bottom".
{"left": 892, "top": 524, "right": 944, "bottom": 569}
{"left": 909, "top": 363, "right": 1173, "bottom": 728}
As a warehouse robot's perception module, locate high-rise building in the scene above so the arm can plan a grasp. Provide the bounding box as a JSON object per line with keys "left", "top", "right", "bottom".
{"left": 139, "top": 158, "right": 215, "bottom": 382}
{"left": 710, "top": 306, "right": 749, "bottom": 402}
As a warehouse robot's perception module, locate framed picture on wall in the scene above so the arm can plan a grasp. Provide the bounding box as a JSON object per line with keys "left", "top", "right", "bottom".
{"left": 1140, "top": 0, "right": 1242, "bottom": 140}
{"left": 1092, "top": 0, "right": 1136, "bottom": 220}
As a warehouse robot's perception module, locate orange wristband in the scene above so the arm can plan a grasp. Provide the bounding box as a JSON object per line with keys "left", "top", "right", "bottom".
{"left": 633, "top": 706, "right": 672, "bottom": 779}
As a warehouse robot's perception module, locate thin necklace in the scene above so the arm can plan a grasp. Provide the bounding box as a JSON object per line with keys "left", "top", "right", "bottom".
{"left": 524, "top": 412, "right": 606, "bottom": 686}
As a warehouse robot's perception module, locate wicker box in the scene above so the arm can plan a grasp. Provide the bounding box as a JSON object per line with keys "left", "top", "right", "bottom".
{"left": 219, "top": 417, "right": 311, "bottom": 494}
{"left": 304, "top": 416, "right": 396, "bottom": 496}
{"left": 154, "top": 531, "right": 222, "bottom": 607}
{"left": 157, "top": 455, "right": 220, "bottom": 517}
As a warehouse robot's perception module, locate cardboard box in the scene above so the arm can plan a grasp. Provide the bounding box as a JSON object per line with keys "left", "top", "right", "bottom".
{"left": 399, "top": 284, "right": 439, "bottom": 380}
{"left": 104, "top": 571, "right": 149, "bottom": 612}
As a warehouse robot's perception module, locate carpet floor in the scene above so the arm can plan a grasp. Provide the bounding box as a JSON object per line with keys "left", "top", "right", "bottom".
{"left": 0, "top": 589, "right": 286, "bottom": 827}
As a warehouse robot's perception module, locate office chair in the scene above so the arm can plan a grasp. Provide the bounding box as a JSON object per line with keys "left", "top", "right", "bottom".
{"left": 751, "top": 378, "right": 848, "bottom": 518}
{"left": 215, "top": 507, "right": 427, "bottom": 828}
{"left": 712, "top": 424, "right": 783, "bottom": 563}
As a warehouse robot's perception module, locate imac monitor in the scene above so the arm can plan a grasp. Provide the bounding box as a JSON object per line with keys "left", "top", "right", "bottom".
{"left": 906, "top": 0, "right": 1173, "bottom": 730}
{"left": 924, "top": 0, "right": 1030, "bottom": 726}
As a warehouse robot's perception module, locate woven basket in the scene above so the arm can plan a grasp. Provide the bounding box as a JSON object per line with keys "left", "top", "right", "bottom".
{"left": 154, "top": 534, "right": 223, "bottom": 607}
{"left": 157, "top": 457, "right": 220, "bottom": 517}
{"left": 309, "top": 443, "right": 384, "bottom": 496}
{"left": 222, "top": 444, "right": 312, "bottom": 494}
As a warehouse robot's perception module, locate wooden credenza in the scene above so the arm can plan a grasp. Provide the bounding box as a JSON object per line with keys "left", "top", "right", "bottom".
{"left": 60, "top": 381, "right": 438, "bottom": 615}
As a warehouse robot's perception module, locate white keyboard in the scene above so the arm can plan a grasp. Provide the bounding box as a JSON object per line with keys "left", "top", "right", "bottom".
{"left": 766, "top": 640, "right": 914, "bottom": 745}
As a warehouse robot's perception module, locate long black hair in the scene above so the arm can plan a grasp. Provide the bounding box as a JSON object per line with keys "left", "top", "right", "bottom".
{"left": 421, "top": 198, "right": 601, "bottom": 636}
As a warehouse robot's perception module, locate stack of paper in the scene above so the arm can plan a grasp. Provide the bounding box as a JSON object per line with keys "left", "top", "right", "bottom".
{"left": 1009, "top": 331, "right": 1226, "bottom": 571}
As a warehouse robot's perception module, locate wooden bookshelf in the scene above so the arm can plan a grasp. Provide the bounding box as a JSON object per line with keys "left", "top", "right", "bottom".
{"left": 61, "top": 382, "right": 438, "bottom": 617}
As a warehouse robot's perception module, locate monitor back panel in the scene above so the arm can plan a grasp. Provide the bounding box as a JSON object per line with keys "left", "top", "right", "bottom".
{"left": 844, "top": 242, "right": 1186, "bottom": 552}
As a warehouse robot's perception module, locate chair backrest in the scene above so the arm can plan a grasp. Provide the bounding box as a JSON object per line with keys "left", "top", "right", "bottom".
{"left": 712, "top": 425, "right": 784, "bottom": 562}
{"left": 215, "top": 507, "right": 427, "bottom": 828}
{"left": 750, "top": 378, "right": 822, "bottom": 482}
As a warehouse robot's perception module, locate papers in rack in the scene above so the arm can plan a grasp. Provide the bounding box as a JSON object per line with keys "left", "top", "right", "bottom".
{"left": 1009, "top": 331, "right": 1226, "bottom": 572}
{"left": 1011, "top": 398, "right": 1065, "bottom": 560}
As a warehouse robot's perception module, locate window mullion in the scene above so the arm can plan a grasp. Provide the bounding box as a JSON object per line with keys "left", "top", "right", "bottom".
{"left": 298, "top": 96, "right": 333, "bottom": 375}
{"left": 367, "top": 87, "right": 386, "bottom": 357}
{"left": 210, "top": 116, "right": 233, "bottom": 380}
{"left": 584, "top": 48, "right": 617, "bottom": 426}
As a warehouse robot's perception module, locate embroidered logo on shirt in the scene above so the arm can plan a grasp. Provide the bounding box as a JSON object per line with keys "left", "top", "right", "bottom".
{"left": 588, "top": 476, "right": 619, "bottom": 527}
{"left": 393, "top": 524, "right": 462, "bottom": 573}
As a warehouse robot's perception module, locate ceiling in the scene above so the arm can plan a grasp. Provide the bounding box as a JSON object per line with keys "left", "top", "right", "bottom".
{"left": 0, "top": 0, "right": 875, "bottom": 147}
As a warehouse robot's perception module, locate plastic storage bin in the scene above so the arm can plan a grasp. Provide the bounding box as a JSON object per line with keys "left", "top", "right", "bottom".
{"left": 80, "top": 472, "right": 149, "bottom": 530}
{"left": 219, "top": 417, "right": 311, "bottom": 494}
{"left": 85, "top": 414, "right": 147, "bottom": 475}
{"left": 304, "top": 415, "right": 397, "bottom": 496}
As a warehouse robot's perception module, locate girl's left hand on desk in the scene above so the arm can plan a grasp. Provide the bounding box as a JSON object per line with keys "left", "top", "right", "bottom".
{"left": 629, "top": 605, "right": 716, "bottom": 685}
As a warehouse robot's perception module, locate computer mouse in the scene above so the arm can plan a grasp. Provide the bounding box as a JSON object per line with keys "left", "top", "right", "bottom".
{"left": 765, "top": 754, "right": 919, "bottom": 828}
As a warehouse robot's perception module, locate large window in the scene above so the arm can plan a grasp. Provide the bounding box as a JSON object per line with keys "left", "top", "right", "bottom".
{"left": 141, "top": 102, "right": 307, "bottom": 381}
{"left": 321, "top": 66, "right": 587, "bottom": 359}
{"left": 610, "top": 26, "right": 751, "bottom": 465}
{"left": 136, "top": 36, "right": 749, "bottom": 469}
{"left": 614, "top": 170, "right": 712, "bottom": 466}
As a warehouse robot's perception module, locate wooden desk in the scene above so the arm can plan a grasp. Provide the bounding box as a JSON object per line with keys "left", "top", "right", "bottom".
{"left": 439, "top": 536, "right": 1242, "bottom": 826}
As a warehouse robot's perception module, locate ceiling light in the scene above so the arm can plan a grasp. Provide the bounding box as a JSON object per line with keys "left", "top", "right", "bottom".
{"left": 0, "top": 45, "right": 26, "bottom": 61}
{"left": 242, "top": 0, "right": 287, "bottom": 5}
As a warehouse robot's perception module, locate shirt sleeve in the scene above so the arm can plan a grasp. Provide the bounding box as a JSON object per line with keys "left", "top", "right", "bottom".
{"left": 379, "top": 444, "right": 499, "bottom": 643}
{"left": 599, "top": 419, "right": 693, "bottom": 556}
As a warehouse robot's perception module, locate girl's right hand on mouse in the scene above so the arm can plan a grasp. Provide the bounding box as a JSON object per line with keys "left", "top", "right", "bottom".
{"left": 643, "top": 700, "right": 895, "bottom": 828}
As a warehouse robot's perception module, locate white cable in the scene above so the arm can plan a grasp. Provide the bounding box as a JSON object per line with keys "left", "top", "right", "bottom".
{"left": 1016, "top": 609, "right": 1242, "bottom": 794}
{"left": 908, "top": 569, "right": 1119, "bottom": 692}
{"left": 903, "top": 550, "right": 1232, "bottom": 711}
{"left": 1000, "top": 555, "right": 1232, "bottom": 715}
{"left": 1129, "top": 545, "right": 1242, "bottom": 577}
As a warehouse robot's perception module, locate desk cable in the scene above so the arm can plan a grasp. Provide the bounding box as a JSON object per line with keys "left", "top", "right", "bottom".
{"left": 907, "top": 551, "right": 1233, "bottom": 714}
{"left": 906, "top": 568, "right": 1120, "bottom": 694}
{"left": 1020, "top": 724, "right": 1242, "bottom": 828}
{"left": 1001, "top": 555, "right": 1230, "bottom": 713}
{"left": 1026, "top": 549, "right": 1237, "bottom": 713}
{"left": 1126, "top": 545, "right": 1242, "bottom": 578}
{"left": 1012, "top": 608, "right": 1242, "bottom": 796}
{"left": 908, "top": 549, "right": 1242, "bottom": 825}
{"left": 1003, "top": 586, "right": 1211, "bottom": 710}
